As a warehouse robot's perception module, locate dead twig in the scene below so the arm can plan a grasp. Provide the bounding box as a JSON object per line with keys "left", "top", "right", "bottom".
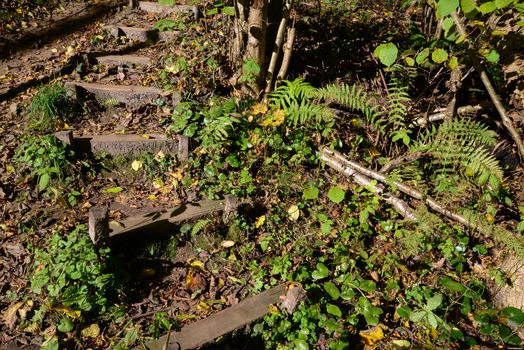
{"left": 411, "top": 104, "right": 484, "bottom": 128}
{"left": 379, "top": 151, "right": 424, "bottom": 174}
{"left": 451, "top": 12, "right": 524, "bottom": 161}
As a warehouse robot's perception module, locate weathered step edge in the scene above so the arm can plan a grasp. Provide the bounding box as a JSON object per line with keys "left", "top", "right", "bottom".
{"left": 92, "top": 54, "right": 153, "bottom": 67}
{"left": 137, "top": 283, "right": 287, "bottom": 350}
{"left": 104, "top": 25, "right": 180, "bottom": 43}
{"left": 55, "top": 130, "right": 189, "bottom": 159}
{"left": 65, "top": 81, "right": 178, "bottom": 107}
{"left": 138, "top": 1, "right": 193, "bottom": 15}
{"left": 88, "top": 197, "right": 238, "bottom": 246}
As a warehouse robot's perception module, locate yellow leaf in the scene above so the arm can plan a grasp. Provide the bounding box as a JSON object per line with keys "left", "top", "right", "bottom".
{"left": 65, "top": 46, "right": 75, "bottom": 56}
{"left": 154, "top": 150, "right": 165, "bottom": 162}
{"left": 261, "top": 109, "right": 286, "bottom": 127}
{"left": 486, "top": 213, "right": 495, "bottom": 223}
{"left": 268, "top": 304, "right": 280, "bottom": 315}
{"left": 152, "top": 177, "right": 164, "bottom": 189}
{"left": 252, "top": 102, "right": 268, "bottom": 115}
{"left": 287, "top": 205, "right": 300, "bottom": 221}
{"left": 48, "top": 305, "right": 81, "bottom": 319}
{"left": 5, "top": 165, "right": 15, "bottom": 173}
{"left": 255, "top": 215, "right": 266, "bottom": 228}
{"left": 147, "top": 194, "right": 157, "bottom": 200}
{"left": 81, "top": 323, "right": 100, "bottom": 338}
{"left": 51, "top": 48, "right": 58, "bottom": 53}
{"left": 197, "top": 301, "right": 209, "bottom": 310}
{"left": 359, "top": 326, "right": 384, "bottom": 346}
{"left": 221, "top": 240, "right": 235, "bottom": 248}
{"left": 131, "top": 159, "right": 143, "bottom": 171}
{"left": 188, "top": 259, "right": 206, "bottom": 271}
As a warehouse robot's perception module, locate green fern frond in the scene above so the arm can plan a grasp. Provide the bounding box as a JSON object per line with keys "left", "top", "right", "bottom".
{"left": 269, "top": 79, "right": 317, "bottom": 109}
{"left": 314, "top": 83, "right": 382, "bottom": 126}
{"left": 386, "top": 82, "right": 410, "bottom": 131}
{"left": 191, "top": 219, "right": 211, "bottom": 236}
{"left": 285, "top": 100, "right": 336, "bottom": 128}
{"left": 410, "top": 119, "right": 503, "bottom": 187}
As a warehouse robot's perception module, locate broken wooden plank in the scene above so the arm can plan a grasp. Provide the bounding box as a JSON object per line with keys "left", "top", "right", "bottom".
{"left": 138, "top": 283, "right": 287, "bottom": 350}
{"left": 55, "top": 130, "right": 189, "bottom": 159}
{"left": 65, "top": 81, "right": 166, "bottom": 107}
{"left": 88, "top": 206, "right": 109, "bottom": 246}
{"left": 138, "top": 1, "right": 192, "bottom": 15}
{"left": 93, "top": 54, "right": 153, "bottom": 67}
{"left": 104, "top": 25, "right": 181, "bottom": 43}
{"left": 109, "top": 196, "right": 238, "bottom": 245}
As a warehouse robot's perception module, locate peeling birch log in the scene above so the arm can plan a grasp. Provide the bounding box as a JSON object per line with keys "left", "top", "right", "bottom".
{"left": 276, "top": 24, "right": 296, "bottom": 85}
{"left": 320, "top": 148, "right": 524, "bottom": 257}
{"left": 410, "top": 104, "right": 483, "bottom": 127}
{"left": 137, "top": 284, "right": 286, "bottom": 350}
{"left": 320, "top": 150, "right": 417, "bottom": 220}
{"left": 264, "top": 0, "right": 292, "bottom": 94}
{"left": 451, "top": 13, "right": 524, "bottom": 161}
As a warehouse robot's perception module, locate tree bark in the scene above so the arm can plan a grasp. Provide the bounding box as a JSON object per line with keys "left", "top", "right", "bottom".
{"left": 244, "top": 0, "right": 268, "bottom": 89}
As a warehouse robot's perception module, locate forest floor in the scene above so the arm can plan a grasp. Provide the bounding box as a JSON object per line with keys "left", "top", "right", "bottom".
{"left": 1, "top": 0, "right": 524, "bottom": 349}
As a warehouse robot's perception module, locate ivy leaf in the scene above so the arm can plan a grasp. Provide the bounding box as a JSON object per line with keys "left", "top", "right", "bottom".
{"left": 323, "top": 281, "right": 340, "bottom": 300}
{"left": 103, "top": 186, "right": 123, "bottom": 193}
{"left": 502, "top": 307, "right": 524, "bottom": 327}
{"left": 438, "top": 0, "right": 459, "bottom": 17}
{"left": 38, "top": 173, "right": 50, "bottom": 191}
{"left": 326, "top": 303, "right": 342, "bottom": 317}
{"left": 303, "top": 186, "right": 319, "bottom": 200}
{"left": 432, "top": 48, "right": 449, "bottom": 63}
{"left": 495, "top": 0, "right": 512, "bottom": 9}
{"left": 410, "top": 310, "right": 427, "bottom": 322}
{"left": 460, "top": 0, "right": 477, "bottom": 13}
{"left": 328, "top": 186, "right": 345, "bottom": 204}
{"left": 416, "top": 48, "right": 430, "bottom": 65}
{"left": 57, "top": 318, "right": 74, "bottom": 333}
{"left": 373, "top": 42, "right": 398, "bottom": 67}
{"left": 426, "top": 294, "right": 443, "bottom": 311}
{"left": 222, "top": 6, "right": 235, "bottom": 15}
{"left": 484, "top": 49, "right": 500, "bottom": 63}
{"left": 441, "top": 276, "right": 466, "bottom": 292}
{"left": 312, "top": 263, "right": 329, "bottom": 280}
{"left": 479, "top": 1, "right": 497, "bottom": 13}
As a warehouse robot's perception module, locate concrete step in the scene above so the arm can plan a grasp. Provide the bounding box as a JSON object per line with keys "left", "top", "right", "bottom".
{"left": 65, "top": 81, "right": 169, "bottom": 107}
{"left": 55, "top": 130, "right": 189, "bottom": 159}
{"left": 138, "top": 1, "right": 193, "bottom": 15}
{"left": 93, "top": 54, "right": 153, "bottom": 67}
{"left": 104, "top": 24, "right": 180, "bottom": 42}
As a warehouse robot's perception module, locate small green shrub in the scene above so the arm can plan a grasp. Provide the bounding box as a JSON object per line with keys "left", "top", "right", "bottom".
{"left": 28, "top": 84, "right": 74, "bottom": 132}
{"left": 30, "top": 225, "right": 115, "bottom": 315}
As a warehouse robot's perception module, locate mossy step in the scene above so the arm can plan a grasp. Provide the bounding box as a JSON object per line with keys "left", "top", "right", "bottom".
{"left": 55, "top": 130, "right": 189, "bottom": 159}
{"left": 104, "top": 24, "right": 180, "bottom": 42}
{"left": 138, "top": 1, "right": 193, "bottom": 15}
{"left": 65, "top": 81, "right": 175, "bottom": 107}
{"left": 93, "top": 54, "right": 153, "bottom": 67}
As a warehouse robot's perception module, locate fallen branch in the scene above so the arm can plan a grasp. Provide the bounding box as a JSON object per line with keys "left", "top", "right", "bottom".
{"left": 320, "top": 148, "right": 524, "bottom": 257}
{"left": 451, "top": 12, "right": 524, "bottom": 161}
{"left": 320, "top": 150, "right": 417, "bottom": 220}
{"left": 411, "top": 104, "right": 483, "bottom": 128}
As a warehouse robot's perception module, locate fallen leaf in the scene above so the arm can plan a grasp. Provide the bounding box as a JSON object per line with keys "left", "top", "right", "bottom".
{"left": 252, "top": 102, "right": 268, "bottom": 115}
{"left": 3, "top": 301, "right": 24, "bottom": 330}
{"left": 154, "top": 150, "right": 165, "bottom": 162}
{"left": 48, "top": 305, "right": 81, "bottom": 319}
{"left": 131, "top": 159, "right": 143, "bottom": 172}
{"left": 360, "top": 325, "right": 384, "bottom": 347}
{"left": 255, "top": 215, "right": 266, "bottom": 228}
{"left": 221, "top": 240, "right": 235, "bottom": 248}
{"left": 103, "top": 186, "right": 123, "bottom": 193}
{"left": 81, "top": 323, "right": 100, "bottom": 338}
{"left": 287, "top": 205, "right": 300, "bottom": 221}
